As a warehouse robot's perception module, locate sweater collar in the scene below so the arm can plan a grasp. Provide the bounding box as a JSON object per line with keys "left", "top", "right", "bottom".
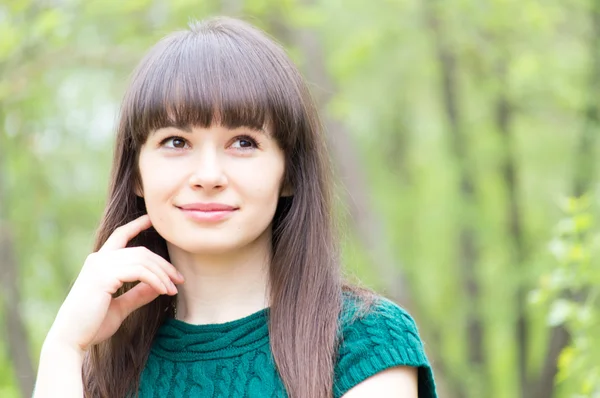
{"left": 151, "top": 308, "right": 270, "bottom": 361}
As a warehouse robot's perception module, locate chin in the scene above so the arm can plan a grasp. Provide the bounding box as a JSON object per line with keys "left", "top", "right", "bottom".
{"left": 175, "top": 242, "right": 242, "bottom": 255}
{"left": 165, "top": 232, "right": 262, "bottom": 255}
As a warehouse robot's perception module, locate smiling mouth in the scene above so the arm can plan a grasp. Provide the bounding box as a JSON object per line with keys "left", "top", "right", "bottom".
{"left": 177, "top": 206, "right": 238, "bottom": 223}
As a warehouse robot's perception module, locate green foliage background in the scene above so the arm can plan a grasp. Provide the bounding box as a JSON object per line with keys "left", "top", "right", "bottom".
{"left": 1, "top": 0, "right": 599, "bottom": 397}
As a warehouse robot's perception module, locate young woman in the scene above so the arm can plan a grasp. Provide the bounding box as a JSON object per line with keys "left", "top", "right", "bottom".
{"left": 34, "top": 16, "right": 437, "bottom": 398}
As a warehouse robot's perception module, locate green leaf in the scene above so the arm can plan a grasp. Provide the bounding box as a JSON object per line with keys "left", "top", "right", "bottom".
{"left": 548, "top": 299, "right": 573, "bottom": 327}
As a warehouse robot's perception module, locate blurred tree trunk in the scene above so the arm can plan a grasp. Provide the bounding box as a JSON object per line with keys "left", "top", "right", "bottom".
{"left": 389, "top": 119, "right": 413, "bottom": 186}
{"left": 0, "top": 226, "right": 35, "bottom": 398}
{"left": 0, "top": 110, "right": 35, "bottom": 398}
{"left": 493, "top": 57, "right": 530, "bottom": 398}
{"left": 424, "top": 1, "right": 483, "bottom": 396}
{"left": 534, "top": 325, "right": 569, "bottom": 398}
{"left": 572, "top": 0, "right": 600, "bottom": 199}
{"left": 534, "top": 2, "right": 600, "bottom": 397}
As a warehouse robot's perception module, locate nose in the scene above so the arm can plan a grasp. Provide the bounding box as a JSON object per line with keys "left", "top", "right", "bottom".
{"left": 188, "top": 150, "right": 228, "bottom": 191}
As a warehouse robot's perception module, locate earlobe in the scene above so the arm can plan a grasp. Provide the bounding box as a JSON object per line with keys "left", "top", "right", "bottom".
{"left": 133, "top": 178, "right": 144, "bottom": 198}
{"left": 280, "top": 183, "right": 294, "bottom": 198}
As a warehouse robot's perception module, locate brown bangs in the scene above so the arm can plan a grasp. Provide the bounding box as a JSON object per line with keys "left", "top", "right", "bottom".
{"left": 121, "top": 20, "right": 304, "bottom": 148}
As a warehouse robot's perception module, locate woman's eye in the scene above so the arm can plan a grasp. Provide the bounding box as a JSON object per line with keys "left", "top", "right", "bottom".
{"left": 158, "top": 135, "right": 258, "bottom": 150}
{"left": 161, "top": 136, "right": 188, "bottom": 149}
{"left": 231, "top": 136, "right": 259, "bottom": 150}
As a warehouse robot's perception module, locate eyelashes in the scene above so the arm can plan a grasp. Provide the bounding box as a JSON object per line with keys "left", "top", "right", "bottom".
{"left": 230, "top": 134, "right": 261, "bottom": 150}
{"left": 158, "top": 134, "right": 261, "bottom": 151}
{"left": 159, "top": 136, "right": 188, "bottom": 149}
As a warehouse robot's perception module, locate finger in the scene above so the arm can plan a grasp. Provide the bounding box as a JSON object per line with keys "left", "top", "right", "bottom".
{"left": 111, "top": 282, "right": 161, "bottom": 322}
{"left": 116, "top": 264, "right": 169, "bottom": 295}
{"left": 99, "top": 215, "right": 152, "bottom": 252}
{"left": 138, "top": 248, "right": 185, "bottom": 284}
{"left": 134, "top": 252, "right": 179, "bottom": 295}
{"left": 120, "top": 247, "right": 181, "bottom": 293}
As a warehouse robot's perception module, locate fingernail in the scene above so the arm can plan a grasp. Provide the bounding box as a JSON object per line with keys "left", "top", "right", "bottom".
{"left": 177, "top": 272, "right": 185, "bottom": 281}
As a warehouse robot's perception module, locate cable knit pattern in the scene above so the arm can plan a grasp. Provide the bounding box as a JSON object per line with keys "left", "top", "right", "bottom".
{"left": 333, "top": 296, "right": 436, "bottom": 397}
{"left": 138, "top": 294, "right": 437, "bottom": 398}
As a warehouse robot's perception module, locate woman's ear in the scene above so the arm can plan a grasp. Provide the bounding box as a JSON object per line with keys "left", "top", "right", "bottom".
{"left": 133, "top": 176, "right": 144, "bottom": 197}
{"left": 280, "top": 181, "right": 294, "bottom": 197}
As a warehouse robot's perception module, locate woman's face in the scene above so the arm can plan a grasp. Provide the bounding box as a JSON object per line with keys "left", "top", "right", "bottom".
{"left": 137, "top": 124, "right": 287, "bottom": 254}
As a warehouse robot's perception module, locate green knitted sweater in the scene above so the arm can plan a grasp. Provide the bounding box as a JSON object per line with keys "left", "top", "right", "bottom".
{"left": 138, "top": 293, "right": 437, "bottom": 397}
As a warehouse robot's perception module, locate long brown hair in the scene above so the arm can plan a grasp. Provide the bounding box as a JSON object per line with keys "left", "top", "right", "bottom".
{"left": 83, "top": 16, "right": 374, "bottom": 398}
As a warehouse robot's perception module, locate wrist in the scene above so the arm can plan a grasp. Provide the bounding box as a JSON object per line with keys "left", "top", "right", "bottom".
{"left": 41, "top": 334, "right": 86, "bottom": 361}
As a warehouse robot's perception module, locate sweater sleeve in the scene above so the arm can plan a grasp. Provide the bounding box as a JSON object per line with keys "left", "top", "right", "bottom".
{"left": 333, "top": 296, "right": 437, "bottom": 398}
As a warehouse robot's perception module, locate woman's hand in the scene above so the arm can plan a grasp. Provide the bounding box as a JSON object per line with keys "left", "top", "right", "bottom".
{"left": 45, "top": 214, "right": 183, "bottom": 355}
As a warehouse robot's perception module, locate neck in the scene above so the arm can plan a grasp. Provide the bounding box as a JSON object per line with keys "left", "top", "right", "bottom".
{"left": 167, "top": 230, "right": 271, "bottom": 325}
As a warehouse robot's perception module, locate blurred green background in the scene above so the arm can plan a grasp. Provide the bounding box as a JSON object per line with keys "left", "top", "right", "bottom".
{"left": 1, "top": 0, "right": 600, "bottom": 397}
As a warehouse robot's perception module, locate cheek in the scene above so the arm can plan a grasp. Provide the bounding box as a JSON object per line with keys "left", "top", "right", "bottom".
{"left": 139, "top": 169, "right": 180, "bottom": 236}
{"left": 138, "top": 157, "right": 181, "bottom": 209}
{"left": 235, "top": 160, "right": 284, "bottom": 203}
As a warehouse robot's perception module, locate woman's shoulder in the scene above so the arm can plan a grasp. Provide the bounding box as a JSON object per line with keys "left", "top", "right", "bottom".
{"left": 338, "top": 290, "right": 419, "bottom": 337}
{"left": 334, "top": 289, "right": 437, "bottom": 398}
{"left": 336, "top": 290, "right": 427, "bottom": 365}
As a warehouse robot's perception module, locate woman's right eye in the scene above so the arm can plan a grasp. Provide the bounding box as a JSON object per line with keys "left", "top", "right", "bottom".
{"left": 161, "top": 136, "right": 189, "bottom": 149}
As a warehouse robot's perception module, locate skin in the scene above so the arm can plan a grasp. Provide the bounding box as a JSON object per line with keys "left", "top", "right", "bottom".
{"left": 342, "top": 366, "right": 418, "bottom": 397}
{"left": 35, "top": 214, "right": 182, "bottom": 397}
{"left": 33, "top": 124, "right": 417, "bottom": 397}
{"left": 136, "top": 124, "right": 287, "bottom": 324}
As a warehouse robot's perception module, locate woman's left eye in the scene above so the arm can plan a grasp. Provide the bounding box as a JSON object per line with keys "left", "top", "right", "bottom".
{"left": 231, "top": 135, "right": 259, "bottom": 150}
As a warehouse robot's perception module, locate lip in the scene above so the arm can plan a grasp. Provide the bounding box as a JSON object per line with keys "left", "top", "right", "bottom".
{"left": 177, "top": 203, "right": 238, "bottom": 223}
{"left": 178, "top": 203, "right": 237, "bottom": 211}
